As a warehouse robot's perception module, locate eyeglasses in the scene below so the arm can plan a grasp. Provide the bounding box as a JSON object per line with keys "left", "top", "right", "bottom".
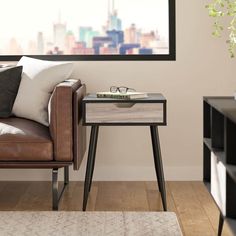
{"left": 110, "top": 86, "right": 136, "bottom": 94}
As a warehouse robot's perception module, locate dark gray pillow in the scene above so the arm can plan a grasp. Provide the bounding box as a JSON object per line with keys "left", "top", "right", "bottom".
{"left": 0, "top": 66, "right": 23, "bottom": 118}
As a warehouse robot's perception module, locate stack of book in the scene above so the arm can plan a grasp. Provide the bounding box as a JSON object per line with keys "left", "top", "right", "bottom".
{"left": 96, "top": 91, "right": 148, "bottom": 99}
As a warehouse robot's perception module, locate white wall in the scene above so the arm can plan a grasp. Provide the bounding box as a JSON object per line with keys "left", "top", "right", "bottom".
{"left": 0, "top": 0, "right": 235, "bottom": 181}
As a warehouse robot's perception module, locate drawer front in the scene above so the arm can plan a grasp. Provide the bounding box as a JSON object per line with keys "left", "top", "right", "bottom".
{"left": 85, "top": 102, "right": 164, "bottom": 124}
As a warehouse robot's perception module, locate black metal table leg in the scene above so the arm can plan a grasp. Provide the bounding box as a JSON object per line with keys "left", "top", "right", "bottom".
{"left": 89, "top": 127, "right": 99, "bottom": 192}
{"left": 83, "top": 125, "right": 99, "bottom": 211}
{"left": 218, "top": 213, "right": 224, "bottom": 236}
{"left": 150, "top": 125, "right": 167, "bottom": 211}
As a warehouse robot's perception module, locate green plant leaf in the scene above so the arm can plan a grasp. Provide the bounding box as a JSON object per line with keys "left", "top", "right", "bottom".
{"left": 206, "top": 0, "right": 236, "bottom": 57}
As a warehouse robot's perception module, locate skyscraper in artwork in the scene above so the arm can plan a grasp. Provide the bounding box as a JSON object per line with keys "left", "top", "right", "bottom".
{"left": 107, "top": 0, "right": 122, "bottom": 31}
{"left": 37, "top": 32, "right": 44, "bottom": 54}
{"left": 8, "top": 38, "right": 22, "bottom": 55}
{"left": 79, "top": 27, "right": 99, "bottom": 48}
{"left": 65, "top": 31, "right": 76, "bottom": 54}
{"left": 53, "top": 12, "right": 67, "bottom": 52}
{"left": 125, "top": 24, "right": 138, "bottom": 44}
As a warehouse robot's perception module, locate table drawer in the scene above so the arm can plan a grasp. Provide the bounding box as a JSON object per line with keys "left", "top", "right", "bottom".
{"left": 84, "top": 102, "right": 165, "bottom": 124}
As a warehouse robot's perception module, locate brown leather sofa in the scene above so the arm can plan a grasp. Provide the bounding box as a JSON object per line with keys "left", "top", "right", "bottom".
{"left": 0, "top": 79, "right": 86, "bottom": 210}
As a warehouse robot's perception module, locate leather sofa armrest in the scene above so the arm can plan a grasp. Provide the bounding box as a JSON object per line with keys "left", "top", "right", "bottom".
{"left": 49, "top": 79, "right": 81, "bottom": 162}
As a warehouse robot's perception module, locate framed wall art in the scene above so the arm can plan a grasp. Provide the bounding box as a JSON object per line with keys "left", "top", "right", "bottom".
{"left": 0, "top": 0, "right": 176, "bottom": 61}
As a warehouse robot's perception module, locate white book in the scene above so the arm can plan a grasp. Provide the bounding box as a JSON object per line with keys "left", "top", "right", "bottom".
{"left": 96, "top": 91, "right": 148, "bottom": 99}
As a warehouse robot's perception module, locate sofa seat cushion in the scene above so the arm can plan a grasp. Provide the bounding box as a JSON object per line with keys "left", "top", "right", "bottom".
{"left": 0, "top": 118, "right": 53, "bottom": 161}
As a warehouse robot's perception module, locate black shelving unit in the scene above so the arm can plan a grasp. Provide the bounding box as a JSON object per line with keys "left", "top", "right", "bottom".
{"left": 203, "top": 97, "right": 236, "bottom": 236}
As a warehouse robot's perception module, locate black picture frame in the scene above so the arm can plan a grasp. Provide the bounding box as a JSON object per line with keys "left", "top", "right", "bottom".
{"left": 0, "top": 0, "right": 176, "bottom": 61}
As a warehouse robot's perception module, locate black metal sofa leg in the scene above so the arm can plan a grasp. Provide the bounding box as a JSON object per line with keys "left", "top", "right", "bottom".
{"left": 52, "top": 167, "right": 70, "bottom": 211}
{"left": 52, "top": 168, "right": 59, "bottom": 210}
{"left": 64, "top": 166, "right": 69, "bottom": 186}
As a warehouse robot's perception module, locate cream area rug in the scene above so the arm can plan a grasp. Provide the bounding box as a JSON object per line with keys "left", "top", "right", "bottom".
{"left": 0, "top": 211, "right": 183, "bottom": 236}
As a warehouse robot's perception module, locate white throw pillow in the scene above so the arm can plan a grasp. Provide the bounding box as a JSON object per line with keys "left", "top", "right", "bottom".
{"left": 12, "top": 57, "right": 73, "bottom": 126}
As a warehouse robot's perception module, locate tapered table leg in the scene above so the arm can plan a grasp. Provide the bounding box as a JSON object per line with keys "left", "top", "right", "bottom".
{"left": 218, "top": 213, "right": 224, "bottom": 236}
{"left": 150, "top": 125, "right": 167, "bottom": 211}
{"left": 89, "top": 130, "right": 99, "bottom": 192}
{"left": 83, "top": 126, "right": 99, "bottom": 211}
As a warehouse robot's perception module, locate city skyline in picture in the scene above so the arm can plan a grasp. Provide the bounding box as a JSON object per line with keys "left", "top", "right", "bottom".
{"left": 0, "top": 0, "right": 169, "bottom": 56}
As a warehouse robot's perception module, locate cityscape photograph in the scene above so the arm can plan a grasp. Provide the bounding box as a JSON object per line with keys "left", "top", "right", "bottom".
{"left": 0, "top": 0, "right": 169, "bottom": 56}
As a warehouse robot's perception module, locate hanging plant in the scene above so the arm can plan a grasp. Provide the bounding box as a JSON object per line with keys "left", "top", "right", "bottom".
{"left": 206, "top": 0, "right": 236, "bottom": 57}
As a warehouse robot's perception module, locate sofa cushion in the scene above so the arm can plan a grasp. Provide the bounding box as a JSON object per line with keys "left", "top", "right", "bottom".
{"left": 0, "top": 66, "right": 22, "bottom": 118}
{"left": 12, "top": 56, "right": 73, "bottom": 126}
{"left": 0, "top": 118, "right": 53, "bottom": 161}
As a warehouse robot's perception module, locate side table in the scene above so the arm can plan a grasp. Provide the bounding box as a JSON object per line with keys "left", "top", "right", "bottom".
{"left": 82, "top": 93, "right": 167, "bottom": 211}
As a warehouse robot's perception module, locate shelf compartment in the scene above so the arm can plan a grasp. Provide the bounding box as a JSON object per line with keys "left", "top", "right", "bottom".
{"left": 203, "top": 142, "right": 236, "bottom": 218}
{"left": 226, "top": 173, "right": 236, "bottom": 218}
{"left": 203, "top": 138, "right": 236, "bottom": 184}
{"left": 225, "top": 117, "right": 236, "bottom": 165}
{"left": 204, "top": 138, "right": 224, "bottom": 153}
{"left": 211, "top": 107, "right": 224, "bottom": 150}
{"left": 203, "top": 143, "right": 211, "bottom": 183}
{"left": 204, "top": 101, "right": 211, "bottom": 138}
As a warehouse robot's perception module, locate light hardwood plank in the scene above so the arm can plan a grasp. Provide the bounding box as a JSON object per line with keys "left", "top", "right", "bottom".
{"left": 191, "top": 182, "right": 233, "bottom": 236}
{"left": 60, "top": 182, "right": 82, "bottom": 211}
{"left": 0, "top": 182, "right": 29, "bottom": 210}
{"left": 15, "top": 182, "right": 51, "bottom": 211}
{"left": 0, "top": 182, "right": 7, "bottom": 194}
{"left": 145, "top": 181, "right": 185, "bottom": 235}
{"left": 169, "top": 181, "right": 216, "bottom": 236}
{"left": 145, "top": 181, "right": 178, "bottom": 212}
{"left": 145, "top": 181, "right": 163, "bottom": 211}
{"left": 95, "top": 181, "right": 149, "bottom": 211}
{"left": 60, "top": 182, "right": 98, "bottom": 211}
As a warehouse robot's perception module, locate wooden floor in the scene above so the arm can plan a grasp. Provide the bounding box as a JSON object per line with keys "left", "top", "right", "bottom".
{"left": 0, "top": 181, "right": 233, "bottom": 236}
